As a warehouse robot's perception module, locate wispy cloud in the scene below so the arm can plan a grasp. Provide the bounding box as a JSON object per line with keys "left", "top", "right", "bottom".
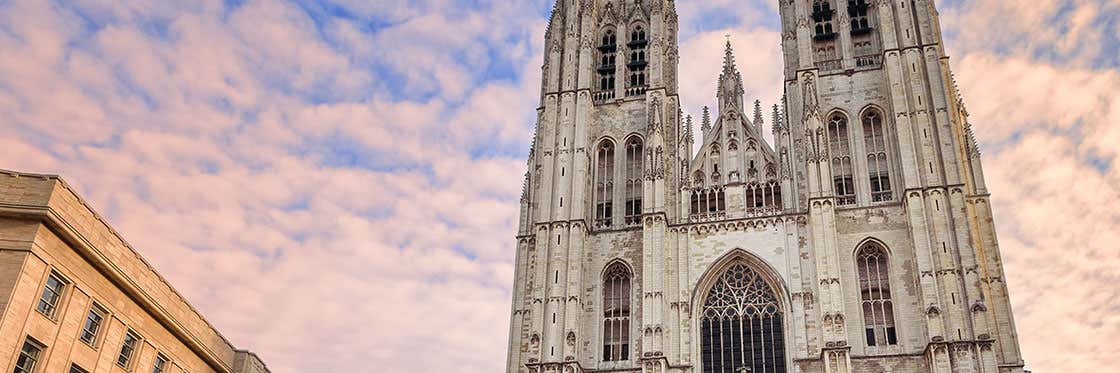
{"left": 0, "top": 0, "right": 1116, "bottom": 372}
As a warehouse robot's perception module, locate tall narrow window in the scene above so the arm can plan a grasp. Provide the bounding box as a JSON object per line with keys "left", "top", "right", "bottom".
{"left": 828, "top": 114, "right": 856, "bottom": 205}
{"left": 152, "top": 354, "right": 169, "bottom": 373}
{"left": 848, "top": 0, "right": 872, "bottom": 34}
{"left": 812, "top": 1, "right": 836, "bottom": 40}
{"left": 597, "top": 29, "right": 617, "bottom": 93}
{"left": 117, "top": 331, "right": 140, "bottom": 368}
{"left": 36, "top": 271, "right": 67, "bottom": 318}
{"left": 602, "top": 263, "right": 631, "bottom": 361}
{"left": 595, "top": 141, "right": 615, "bottom": 228}
{"left": 626, "top": 25, "right": 648, "bottom": 95}
{"left": 80, "top": 303, "right": 107, "bottom": 345}
{"left": 858, "top": 243, "right": 897, "bottom": 346}
{"left": 14, "top": 339, "right": 43, "bottom": 373}
{"left": 624, "top": 137, "right": 644, "bottom": 225}
{"left": 863, "top": 110, "right": 893, "bottom": 202}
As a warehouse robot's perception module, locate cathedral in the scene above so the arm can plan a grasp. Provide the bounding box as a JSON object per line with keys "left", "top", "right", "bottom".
{"left": 505, "top": 1, "right": 1025, "bottom": 372}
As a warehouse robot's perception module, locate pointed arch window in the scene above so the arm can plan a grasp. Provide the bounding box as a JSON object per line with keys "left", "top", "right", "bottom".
{"left": 624, "top": 137, "right": 644, "bottom": 226}
{"left": 863, "top": 110, "right": 893, "bottom": 202}
{"left": 603, "top": 263, "right": 631, "bottom": 361}
{"left": 828, "top": 114, "right": 856, "bottom": 205}
{"left": 812, "top": 1, "right": 836, "bottom": 40}
{"left": 597, "top": 29, "right": 618, "bottom": 93}
{"left": 595, "top": 141, "right": 615, "bottom": 228}
{"left": 627, "top": 25, "right": 648, "bottom": 95}
{"left": 858, "top": 243, "right": 897, "bottom": 346}
{"left": 701, "top": 262, "right": 787, "bottom": 373}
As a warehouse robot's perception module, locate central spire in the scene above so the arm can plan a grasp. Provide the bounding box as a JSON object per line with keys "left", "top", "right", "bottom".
{"left": 717, "top": 36, "right": 745, "bottom": 113}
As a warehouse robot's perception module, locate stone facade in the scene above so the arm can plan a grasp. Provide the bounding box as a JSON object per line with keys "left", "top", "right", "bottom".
{"left": 0, "top": 171, "right": 269, "bottom": 373}
{"left": 506, "top": 1, "right": 1024, "bottom": 373}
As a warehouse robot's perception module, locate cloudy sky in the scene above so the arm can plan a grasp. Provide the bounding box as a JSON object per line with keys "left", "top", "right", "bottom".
{"left": 1, "top": 0, "right": 1118, "bottom": 371}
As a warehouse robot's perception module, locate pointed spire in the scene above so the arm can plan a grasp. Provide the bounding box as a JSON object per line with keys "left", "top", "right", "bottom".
{"left": 701, "top": 106, "right": 712, "bottom": 133}
{"left": 684, "top": 115, "right": 694, "bottom": 140}
{"left": 752, "top": 99, "right": 765, "bottom": 132}
{"left": 722, "top": 36, "right": 737, "bottom": 75}
{"left": 717, "top": 36, "right": 745, "bottom": 112}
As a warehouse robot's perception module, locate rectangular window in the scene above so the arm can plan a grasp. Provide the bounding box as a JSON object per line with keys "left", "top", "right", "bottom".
{"left": 865, "top": 327, "right": 876, "bottom": 346}
{"left": 886, "top": 326, "right": 898, "bottom": 345}
{"left": 152, "top": 354, "right": 169, "bottom": 373}
{"left": 15, "top": 339, "right": 44, "bottom": 373}
{"left": 80, "top": 303, "right": 107, "bottom": 346}
{"left": 117, "top": 331, "right": 140, "bottom": 368}
{"left": 36, "top": 272, "right": 67, "bottom": 318}
{"left": 69, "top": 364, "right": 89, "bottom": 373}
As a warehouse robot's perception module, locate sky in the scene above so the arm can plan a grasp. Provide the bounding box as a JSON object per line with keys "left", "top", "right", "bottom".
{"left": 0, "top": 0, "right": 1118, "bottom": 372}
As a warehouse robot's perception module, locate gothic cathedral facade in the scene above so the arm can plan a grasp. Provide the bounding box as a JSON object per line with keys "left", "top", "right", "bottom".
{"left": 506, "top": 1, "right": 1024, "bottom": 373}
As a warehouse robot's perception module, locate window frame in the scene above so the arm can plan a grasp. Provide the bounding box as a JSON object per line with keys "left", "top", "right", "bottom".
{"left": 117, "top": 330, "right": 142, "bottom": 369}
{"left": 14, "top": 338, "right": 44, "bottom": 373}
{"left": 69, "top": 364, "right": 90, "bottom": 373}
{"left": 79, "top": 302, "right": 108, "bottom": 347}
{"left": 861, "top": 109, "right": 894, "bottom": 203}
{"left": 152, "top": 353, "right": 170, "bottom": 373}
{"left": 35, "top": 270, "right": 69, "bottom": 320}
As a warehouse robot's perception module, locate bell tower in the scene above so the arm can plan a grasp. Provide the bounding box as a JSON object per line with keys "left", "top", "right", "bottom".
{"left": 776, "top": 0, "right": 1024, "bottom": 372}
{"left": 509, "top": 1, "right": 1026, "bottom": 373}
{"left": 508, "top": 1, "right": 684, "bottom": 373}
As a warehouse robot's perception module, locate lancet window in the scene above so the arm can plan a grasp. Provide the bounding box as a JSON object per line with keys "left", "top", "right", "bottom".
{"left": 745, "top": 182, "right": 783, "bottom": 213}
{"left": 857, "top": 242, "right": 897, "bottom": 346}
{"left": 700, "top": 262, "right": 787, "bottom": 373}
{"left": 863, "top": 109, "right": 892, "bottom": 202}
{"left": 603, "top": 263, "right": 631, "bottom": 361}
{"left": 624, "top": 137, "right": 644, "bottom": 226}
{"left": 690, "top": 188, "right": 726, "bottom": 218}
{"left": 595, "top": 141, "right": 615, "bottom": 228}
{"left": 828, "top": 114, "right": 856, "bottom": 205}
{"left": 626, "top": 25, "right": 648, "bottom": 95}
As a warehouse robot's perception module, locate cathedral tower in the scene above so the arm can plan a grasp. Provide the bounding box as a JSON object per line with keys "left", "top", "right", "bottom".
{"left": 507, "top": 1, "right": 1024, "bottom": 373}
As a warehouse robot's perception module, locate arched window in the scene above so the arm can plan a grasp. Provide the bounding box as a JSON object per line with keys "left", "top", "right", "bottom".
{"left": 627, "top": 25, "right": 648, "bottom": 95}
{"left": 812, "top": 1, "right": 836, "bottom": 40}
{"left": 863, "top": 110, "right": 892, "bottom": 202}
{"left": 857, "top": 242, "right": 897, "bottom": 346}
{"left": 603, "top": 263, "right": 631, "bottom": 361}
{"left": 624, "top": 137, "right": 643, "bottom": 225}
{"left": 597, "top": 29, "right": 617, "bottom": 93}
{"left": 828, "top": 114, "right": 856, "bottom": 205}
{"left": 701, "top": 261, "right": 787, "bottom": 373}
{"left": 848, "top": 0, "right": 871, "bottom": 34}
{"left": 595, "top": 141, "right": 615, "bottom": 228}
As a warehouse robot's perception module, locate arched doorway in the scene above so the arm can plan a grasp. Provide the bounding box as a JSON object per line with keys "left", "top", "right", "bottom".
{"left": 699, "top": 260, "right": 787, "bottom": 373}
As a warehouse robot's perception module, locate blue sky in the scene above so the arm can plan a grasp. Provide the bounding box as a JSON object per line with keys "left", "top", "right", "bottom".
{"left": 1, "top": 0, "right": 1119, "bottom": 372}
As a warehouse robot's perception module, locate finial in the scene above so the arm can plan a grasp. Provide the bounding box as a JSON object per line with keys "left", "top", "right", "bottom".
{"left": 701, "top": 106, "right": 712, "bottom": 133}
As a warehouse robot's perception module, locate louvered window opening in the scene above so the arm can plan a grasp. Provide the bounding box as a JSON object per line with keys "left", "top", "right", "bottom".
{"left": 828, "top": 115, "right": 856, "bottom": 205}
{"left": 595, "top": 142, "right": 615, "bottom": 228}
{"left": 624, "top": 138, "right": 644, "bottom": 226}
{"left": 863, "top": 111, "right": 892, "bottom": 202}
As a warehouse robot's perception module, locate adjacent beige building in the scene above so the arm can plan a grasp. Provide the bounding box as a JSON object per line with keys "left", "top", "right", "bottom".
{"left": 507, "top": 1, "right": 1024, "bottom": 373}
{"left": 0, "top": 171, "right": 269, "bottom": 373}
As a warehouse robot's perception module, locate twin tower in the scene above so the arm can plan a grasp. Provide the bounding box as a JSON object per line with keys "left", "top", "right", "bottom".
{"left": 506, "top": 1, "right": 1025, "bottom": 373}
